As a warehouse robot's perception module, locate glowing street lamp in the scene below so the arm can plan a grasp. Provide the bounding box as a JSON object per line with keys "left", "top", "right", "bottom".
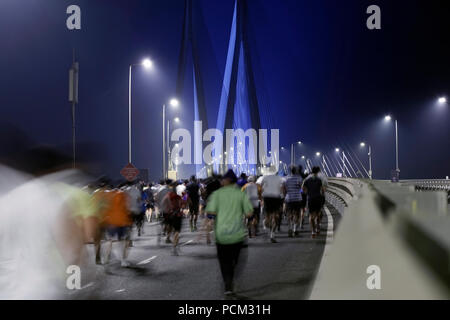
{"left": 170, "top": 98, "right": 180, "bottom": 107}
{"left": 438, "top": 97, "right": 447, "bottom": 105}
{"left": 142, "top": 58, "right": 153, "bottom": 69}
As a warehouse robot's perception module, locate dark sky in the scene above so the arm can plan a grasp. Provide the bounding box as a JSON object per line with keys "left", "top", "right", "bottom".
{"left": 1, "top": 0, "right": 449, "bottom": 180}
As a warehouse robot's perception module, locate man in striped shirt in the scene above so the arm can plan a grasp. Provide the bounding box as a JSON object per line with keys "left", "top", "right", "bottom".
{"left": 284, "top": 166, "right": 303, "bottom": 237}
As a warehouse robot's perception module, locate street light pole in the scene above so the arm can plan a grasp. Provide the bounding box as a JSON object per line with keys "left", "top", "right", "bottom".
{"left": 128, "top": 65, "right": 132, "bottom": 164}
{"left": 368, "top": 145, "right": 373, "bottom": 179}
{"left": 395, "top": 119, "right": 399, "bottom": 173}
{"left": 162, "top": 104, "right": 166, "bottom": 179}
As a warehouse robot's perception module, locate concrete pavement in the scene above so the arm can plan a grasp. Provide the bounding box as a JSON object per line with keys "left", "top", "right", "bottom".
{"left": 67, "top": 206, "right": 339, "bottom": 300}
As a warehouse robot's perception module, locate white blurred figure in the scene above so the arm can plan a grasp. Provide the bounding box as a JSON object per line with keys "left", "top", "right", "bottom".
{"left": 0, "top": 148, "right": 92, "bottom": 300}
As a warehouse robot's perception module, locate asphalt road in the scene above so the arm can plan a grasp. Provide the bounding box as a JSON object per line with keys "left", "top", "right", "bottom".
{"left": 68, "top": 205, "right": 340, "bottom": 300}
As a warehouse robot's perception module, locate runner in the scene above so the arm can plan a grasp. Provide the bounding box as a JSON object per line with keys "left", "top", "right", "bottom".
{"left": 161, "top": 181, "right": 183, "bottom": 255}
{"left": 241, "top": 176, "right": 261, "bottom": 238}
{"left": 103, "top": 183, "right": 133, "bottom": 267}
{"left": 258, "top": 172, "right": 285, "bottom": 243}
{"left": 186, "top": 175, "right": 200, "bottom": 232}
{"left": 284, "top": 166, "right": 303, "bottom": 237}
{"left": 302, "top": 166, "right": 325, "bottom": 239}
{"left": 154, "top": 179, "right": 172, "bottom": 241}
{"left": 197, "top": 175, "right": 222, "bottom": 245}
{"left": 236, "top": 173, "right": 248, "bottom": 188}
{"left": 205, "top": 169, "right": 254, "bottom": 298}
{"left": 298, "top": 166, "right": 308, "bottom": 229}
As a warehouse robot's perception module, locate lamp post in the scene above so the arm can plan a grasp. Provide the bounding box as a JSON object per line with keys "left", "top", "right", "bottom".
{"left": 162, "top": 98, "right": 179, "bottom": 179}
{"left": 360, "top": 142, "right": 372, "bottom": 179}
{"left": 128, "top": 58, "right": 153, "bottom": 164}
{"left": 290, "top": 141, "right": 302, "bottom": 166}
{"left": 384, "top": 115, "right": 399, "bottom": 178}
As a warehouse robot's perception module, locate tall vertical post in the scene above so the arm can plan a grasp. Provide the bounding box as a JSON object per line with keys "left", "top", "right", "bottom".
{"left": 368, "top": 145, "right": 373, "bottom": 179}
{"left": 69, "top": 49, "right": 78, "bottom": 169}
{"left": 395, "top": 120, "right": 399, "bottom": 173}
{"left": 168, "top": 119, "right": 172, "bottom": 172}
{"left": 128, "top": 65, "right": 132, "bottom": 164}
{"left": 162, "top": 104, "right": 166, "bottom": 179}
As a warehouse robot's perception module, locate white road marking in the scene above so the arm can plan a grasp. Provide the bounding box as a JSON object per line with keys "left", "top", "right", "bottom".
{"left": 115, "top": 289, "right": 126, "bottom": 293}
{"left": 137, "top": 255, "right": 157, "bottom": 265}
{"left": 180, "top": 240, "right": 193, "bottom": 247}
{"left": 80, "top": 282, "right": 94, "bottom": 290}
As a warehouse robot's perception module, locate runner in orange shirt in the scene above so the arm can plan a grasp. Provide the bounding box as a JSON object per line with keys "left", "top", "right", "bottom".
{"left": 103, "top": 186, "right": 133, "bottom": 267}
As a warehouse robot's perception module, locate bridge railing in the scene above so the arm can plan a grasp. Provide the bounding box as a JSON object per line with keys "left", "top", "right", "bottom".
{"left": 311, "top": 178, "right": 450, "bottom": 299}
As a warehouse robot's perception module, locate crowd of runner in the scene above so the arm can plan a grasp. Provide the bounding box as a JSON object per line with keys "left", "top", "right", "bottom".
{"left": 0, "top": 144, "right": 328, "bottom": 299}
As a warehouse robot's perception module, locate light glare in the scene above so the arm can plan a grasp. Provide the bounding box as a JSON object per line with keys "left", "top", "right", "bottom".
{"left": 170, "top": 98, "right": 179, "bottom": 107}
{"left": 142, "top": 58, "right": 153, "bottom": 69}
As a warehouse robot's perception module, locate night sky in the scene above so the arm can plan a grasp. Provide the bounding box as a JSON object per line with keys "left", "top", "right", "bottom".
{"left": 1, "top": 0, "right": 449, "bottom": 181}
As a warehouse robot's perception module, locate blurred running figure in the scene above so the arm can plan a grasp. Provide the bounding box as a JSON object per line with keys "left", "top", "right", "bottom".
{"left": 103, "top": 185, "right": 133, "bottom": 267}
{"left": 241, "top": 176, "right": 261, "bottom": 238}
{"left": 302, "top": 167, "right": 325, "bottom": 239}
{"left": 197, "top": 175, "right": 222, "bottom": 245}
{"left": 258, "top": 173, "right": 285, "bottom": 243}
{"left": 162, "top": 182, "right": 183, "bottom": 255}
{"left": 186, "top": 175, "right": 200, "bottom": 232}
{"left": 206, "top": 170, "right": 253, "bottom": 298}
{"left": 285, "top": 166, "right": 303, "bottom": 238}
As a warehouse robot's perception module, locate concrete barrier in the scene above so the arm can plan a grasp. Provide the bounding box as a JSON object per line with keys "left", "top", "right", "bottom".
{"left": 311, "top": 179, "right": 450, "bottom": 299}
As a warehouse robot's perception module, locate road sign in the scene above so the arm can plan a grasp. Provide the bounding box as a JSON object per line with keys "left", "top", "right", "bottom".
{"left": 121, "top": 163, "right": 140, "bottom": 181}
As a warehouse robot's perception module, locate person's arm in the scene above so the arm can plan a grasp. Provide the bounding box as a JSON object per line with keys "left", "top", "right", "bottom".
{"left": 242, "top": 193, "right": 254, "bottom": 218}
{"left": 257, "top": 184, "right": 262, "bottom": 200}
{"left": 205, "top": 191, "right": 218, "bottom": 216}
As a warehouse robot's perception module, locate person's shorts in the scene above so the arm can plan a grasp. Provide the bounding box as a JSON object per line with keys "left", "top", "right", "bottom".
{"left": 106, "top": 226, "right": 131, "bottom": 240}
{"left": 162, "top": 212, "right": 171, "bottom": 225}
{"left": 300, "top": 199, "right": 307, "bottom": 209}
{"left": 189, "top": 200, "right": 199, "bottom": 215}
{"left": 169, "top": 215, "right": 182, "bottom": 232}
{"left": 263, "top": 197, "right": 283, "bottom": 214}
{"left": 248, "top": 207, "right": 260, "bottom": 221}
{"left": 286, "top": 201, "right": 302, "bottom": 212}
{"left": 320, "top": 195, "right": 326, "bottom": 207}
{"left": 308, "top": 197, "right": 323, "bottom": 214}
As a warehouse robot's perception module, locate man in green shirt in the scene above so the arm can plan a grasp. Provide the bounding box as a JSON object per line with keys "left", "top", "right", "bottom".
{"left": 206, "top": 169, "right": 254, "bottom": 297}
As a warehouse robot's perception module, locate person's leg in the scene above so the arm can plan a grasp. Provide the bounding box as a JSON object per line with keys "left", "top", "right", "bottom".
{"left": 165, "top": 222, "right": 172, "bottom": 243}
{"left": 216, "top": 243, "right": 234, "bottom": 293}
{"left": 293, "top": 208, "right": 300, "bottom": 236}
{"left": 300, "top": 208, "right": 305, "bottom": 229}
{"left": 189, "top": 212, "right": 194, "bottom": 231}
{"left": 310, "top": 212, "right": 317, "bottom": 238}
{"left": 94, "top": 228, "right": 102, "bottom": 264}
{"left": 206, "top": 218, "right": 213, "bottom": 245}
{"left": 104, "top": 239, "right": 113, "bottom": 264}
{"left": 193, "top": 213, "right": 198, "bottom": 230}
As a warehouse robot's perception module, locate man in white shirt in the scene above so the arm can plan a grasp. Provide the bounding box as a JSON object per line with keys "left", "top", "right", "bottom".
{"left": 257, "top": 173, "right": 285, "bottom": 243}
